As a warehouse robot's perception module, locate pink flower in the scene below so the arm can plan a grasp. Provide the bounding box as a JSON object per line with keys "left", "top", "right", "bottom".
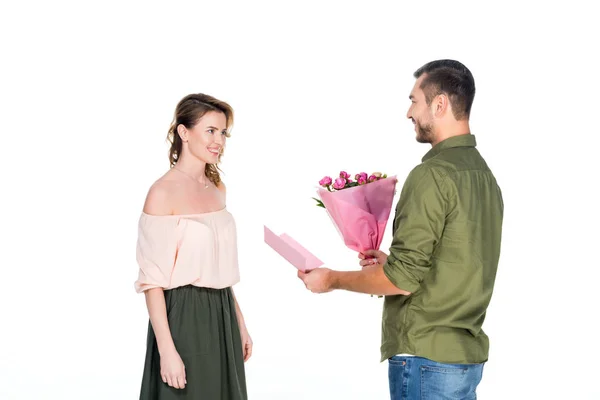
{"left": 333, "top": 177, "right": 346, "bottom": 190}
{"left": 339, "top": 171, "right": 350, "bottom": 180}
{"left": 319, "top": 176, "right": 332, "bottom": 186}
{"left": 355, "top": 172, "right": 368, "bottom": 181}
{"left": 369, "top": 174, "right": 378, "bottom": 182}
{"left": 358, "top": 176, "right": 367, "bottom": 185}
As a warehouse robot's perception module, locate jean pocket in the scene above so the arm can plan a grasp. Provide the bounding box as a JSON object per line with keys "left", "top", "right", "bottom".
{"left": 420, "top": 364, "right": 478, "bottom": 400}
{"left": 388, "top": 356, "right": 408, "bottom": 366}
{"left": 388, "top": 358, "right": 406, "bottom": 400}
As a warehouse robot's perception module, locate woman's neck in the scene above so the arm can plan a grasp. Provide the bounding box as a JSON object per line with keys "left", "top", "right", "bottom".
{"left": 173, "top": 155, "right": 206, "bottom": 180}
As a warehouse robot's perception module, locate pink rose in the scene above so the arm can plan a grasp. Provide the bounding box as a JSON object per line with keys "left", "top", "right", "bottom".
{"left": 358, "top": 177, "right": 367, "bottom": 185}
{"left": 355, "top": 172, "right": 368, "bottom": 181}
{"left": 368, "top": 174, "right": 378, "bottom": 182}
{"left": 339, "top": 171, "right": 350, "bottom": 180}
{"left": 319, "top": 176, "right": 332, "bottom": 186}
{"left": 333, "top": 177, "right": 346, "bottom": 190}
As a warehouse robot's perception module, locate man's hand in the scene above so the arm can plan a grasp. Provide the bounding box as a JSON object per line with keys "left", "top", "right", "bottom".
{"left": 297, "top": 268, "right": 334, "bottom": 293}
{"left": 359, "top": 250, "right": 388, "bottom": 268}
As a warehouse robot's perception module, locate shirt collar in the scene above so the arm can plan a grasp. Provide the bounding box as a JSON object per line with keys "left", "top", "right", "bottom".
{"left": 422, "top": 134, "right": 477, "bottom": 162}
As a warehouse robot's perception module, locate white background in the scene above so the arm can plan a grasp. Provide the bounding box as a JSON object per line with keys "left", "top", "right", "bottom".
{"left": 1, "top": 0, "right": 599, "bottom": 399}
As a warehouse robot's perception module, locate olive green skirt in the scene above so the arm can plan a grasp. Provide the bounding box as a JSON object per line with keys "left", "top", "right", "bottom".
{"left": 139, "top": 285, "right": 247, "bottom": 399}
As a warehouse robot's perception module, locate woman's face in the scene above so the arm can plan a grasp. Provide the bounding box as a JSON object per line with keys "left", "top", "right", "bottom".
{"left": 180, "top": 111, "right": 228, "bottom": 164}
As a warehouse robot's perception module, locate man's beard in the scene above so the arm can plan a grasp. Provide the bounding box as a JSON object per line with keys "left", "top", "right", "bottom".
{"left": 415, "top": 120, "right": 434, "bottom": 144}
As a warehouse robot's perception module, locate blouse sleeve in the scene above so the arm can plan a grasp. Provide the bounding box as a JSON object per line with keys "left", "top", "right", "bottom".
{"left": 134, "top": 214, "right": 180, "bottom": 293}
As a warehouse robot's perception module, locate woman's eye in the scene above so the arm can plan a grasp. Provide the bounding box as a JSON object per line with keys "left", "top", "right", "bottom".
{"left": 208, "top": 129, "right": 215, "bottom": 134}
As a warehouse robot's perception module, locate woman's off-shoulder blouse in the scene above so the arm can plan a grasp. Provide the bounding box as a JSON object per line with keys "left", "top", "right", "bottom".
{"left": 134, "top": 208, "right": 240, "bottom": 293}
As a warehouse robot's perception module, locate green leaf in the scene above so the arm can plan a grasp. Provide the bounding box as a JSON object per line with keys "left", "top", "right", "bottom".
{"left": 311, "top": 197, "right": 326, "bottom": 208}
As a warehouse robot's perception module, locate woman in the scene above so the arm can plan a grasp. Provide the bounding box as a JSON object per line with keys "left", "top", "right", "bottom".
{"left": 134, "top": 93, "right": 251, "bottom": 399}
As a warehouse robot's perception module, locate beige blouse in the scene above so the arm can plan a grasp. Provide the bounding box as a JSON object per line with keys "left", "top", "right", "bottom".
{"left": 134, "top": 208, "right": 240, "bottom": 293}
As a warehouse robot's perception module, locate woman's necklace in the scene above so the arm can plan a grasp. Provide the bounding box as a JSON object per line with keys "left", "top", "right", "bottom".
{"left": 173, "top": 167, "right": 209, "bottom": 189}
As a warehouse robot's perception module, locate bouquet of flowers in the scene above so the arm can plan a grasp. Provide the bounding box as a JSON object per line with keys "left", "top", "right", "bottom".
{"left": 312, "top": 171, "right": 397, "bottom": 255}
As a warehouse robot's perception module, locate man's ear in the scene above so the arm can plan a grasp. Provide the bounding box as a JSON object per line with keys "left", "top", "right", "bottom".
{"left": 432, "top": 93, "right": 450, "bottom": 118}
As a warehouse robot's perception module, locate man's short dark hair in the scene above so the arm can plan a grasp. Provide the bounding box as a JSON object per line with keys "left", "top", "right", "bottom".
{"left": 414, "top": 60, "right": 475, "bottom": 120}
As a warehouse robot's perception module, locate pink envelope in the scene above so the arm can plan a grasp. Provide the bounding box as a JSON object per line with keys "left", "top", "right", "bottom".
{"left": 264, "top": 226, "right": 323, "bottom": 272}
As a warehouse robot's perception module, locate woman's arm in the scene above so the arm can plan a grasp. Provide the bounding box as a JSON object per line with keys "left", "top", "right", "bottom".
{"left": 144, "top": 288, "right": 177, "bottom": 355}
{"left": 231, "top": 288, "right": 247, "bottom": 331}
{"left": 231, "top": 288, "right": 253, "bottom": 362}
{"left": 142, "top": 183, "right": 186, "bottom": 389}
{"left": 218, "top": 180, "right": 253, "bottom": 361}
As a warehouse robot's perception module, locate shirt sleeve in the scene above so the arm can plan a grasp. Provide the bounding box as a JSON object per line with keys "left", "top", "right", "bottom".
{"left": 134, "top": 215, "right": 179, "bottom": 293}
{"left": 383, "top": 164, "right": 448, "bottom": 293}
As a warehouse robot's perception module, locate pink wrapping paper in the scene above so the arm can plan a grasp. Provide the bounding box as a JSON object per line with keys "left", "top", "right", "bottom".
{"left": 317, "top": 176, "right": 397, "bottom": 253}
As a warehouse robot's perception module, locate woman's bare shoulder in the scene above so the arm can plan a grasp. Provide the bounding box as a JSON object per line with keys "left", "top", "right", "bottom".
{"left": 142, "top": 174, "right": 182, "bottom": 216}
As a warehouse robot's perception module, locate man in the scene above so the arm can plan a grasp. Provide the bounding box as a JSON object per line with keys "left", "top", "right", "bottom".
{"left": 298, "top": 59, "right": 503, "bottom": 399}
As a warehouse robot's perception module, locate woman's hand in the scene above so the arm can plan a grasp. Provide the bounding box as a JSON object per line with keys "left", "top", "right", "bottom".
{"left": 240, "top": 327, "right": 253, "bottom": 362}
{"left": 231, "top": 288, "right": 252, "bottom": 362}
{"left": 160, "top": 347, "right": 186, "bottom": 389}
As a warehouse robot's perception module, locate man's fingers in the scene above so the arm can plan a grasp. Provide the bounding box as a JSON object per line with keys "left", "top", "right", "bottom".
{"left": 359, "top": 258, "right": 378, "bottom": 267}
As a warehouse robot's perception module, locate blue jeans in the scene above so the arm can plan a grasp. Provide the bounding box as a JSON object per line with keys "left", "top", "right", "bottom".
{"left": 388, "top": 356, "right": 484, "bottom": 399}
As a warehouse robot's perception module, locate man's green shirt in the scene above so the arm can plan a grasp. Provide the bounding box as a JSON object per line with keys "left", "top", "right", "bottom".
{"left": 381, "top": 134, "right": 503, "bottom": 364}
